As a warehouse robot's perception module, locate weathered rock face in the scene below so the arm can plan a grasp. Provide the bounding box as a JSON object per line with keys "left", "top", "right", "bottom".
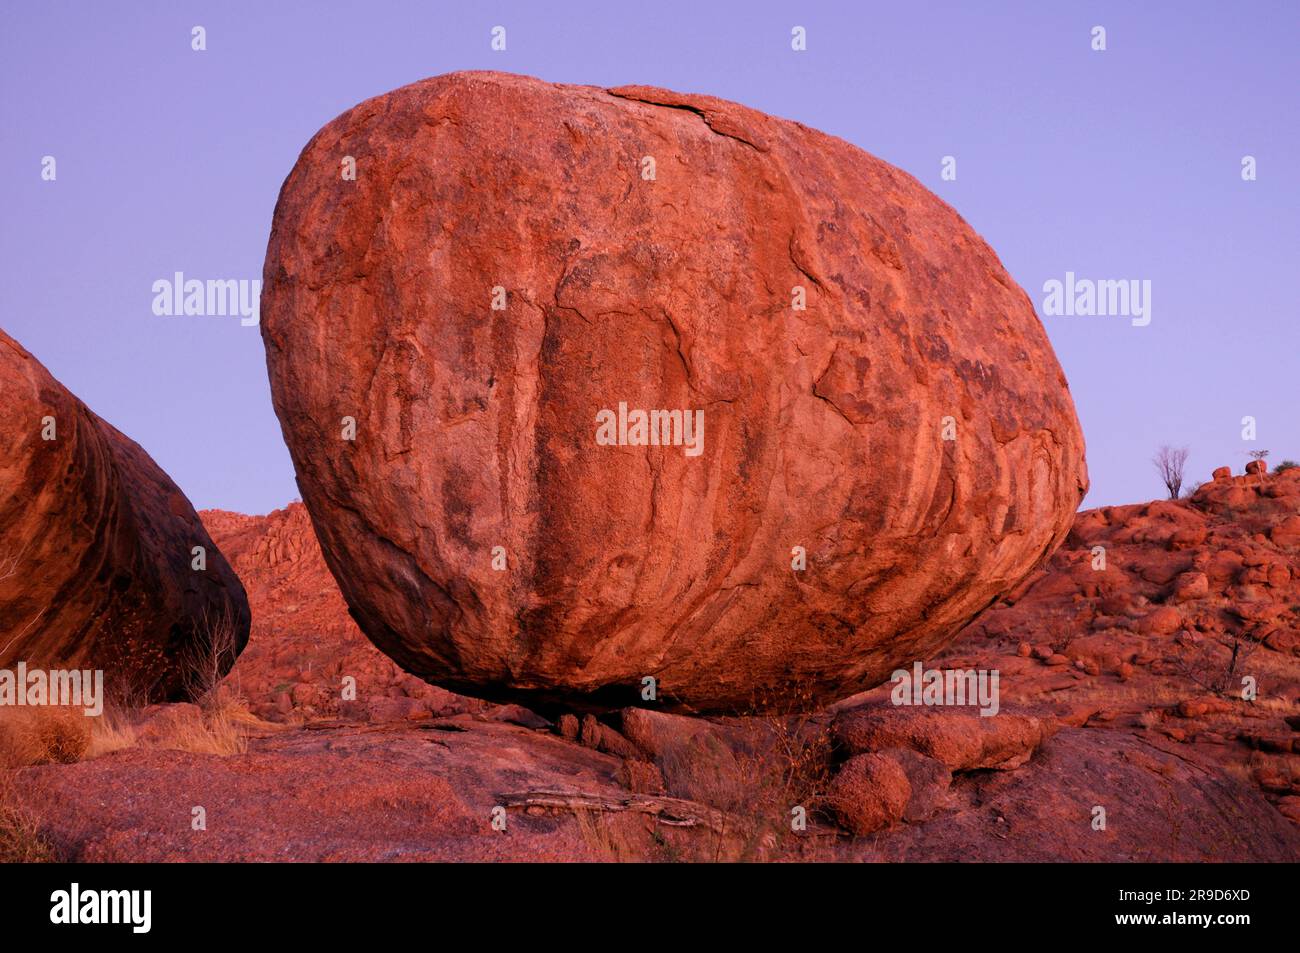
{"left": 261, "top": 70, "right": 1087, "bottom": 712}
{"left": 0, "top": 329, "right": 250, "bottom": 700}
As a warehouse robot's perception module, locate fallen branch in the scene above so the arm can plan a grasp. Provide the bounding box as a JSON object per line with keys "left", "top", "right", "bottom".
{"left": 499, "top": 789, "right": 727, "bottom": 832}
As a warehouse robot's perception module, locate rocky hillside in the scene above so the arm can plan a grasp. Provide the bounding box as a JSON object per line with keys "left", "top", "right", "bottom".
{"left": 177, "top": 464, "right": 1298, "bottom": 859}
{"left": 12, "top": 465, "right": 1296, "bottom": 862}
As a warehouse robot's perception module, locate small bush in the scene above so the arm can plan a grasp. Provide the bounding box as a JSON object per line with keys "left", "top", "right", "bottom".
{"left": 0, "top": 773, "right": 55, "bottom": 863}
{"left": 181, "top": 606, "right": 243, "bottom": 708}
{"left": 1274, "top": 459, "right": 1298, "bottom": 474}
{"left": 0, "top": 709, "right": 90, "bottom": 767}
{"left": 36, "top": 711, "right": 91, "bottom": 764}
{"left": 167, "top": 704, "right": 248, "bottom": 756}
{"left": 130, "top": 700, "right": 250, "bottom": 757}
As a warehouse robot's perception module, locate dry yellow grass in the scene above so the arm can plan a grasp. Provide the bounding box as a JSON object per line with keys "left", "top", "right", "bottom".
{"left": 84, "top": 705, "right": 140, "bottom": 758}
{"left": 0, "top": 708, "right": 91, "bottom": 768}
{"left": 2, "top": 691, "right": 254, "bottom": 767}
{"left": 159, "top": 702, "right": 249, "bottom": 756}
{"left": 91, "top": 695, "right": 253, "bottom": 758}
{"left": 573, "top": 810, "right": 649, "bottom": 862}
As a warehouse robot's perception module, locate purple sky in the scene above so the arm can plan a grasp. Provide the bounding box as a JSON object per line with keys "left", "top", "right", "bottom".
{"left": 3, "top": 1, "right": 1297, "bottom": 514}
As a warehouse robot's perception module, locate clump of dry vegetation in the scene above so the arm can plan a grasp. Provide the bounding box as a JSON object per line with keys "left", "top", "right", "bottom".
{"left": 566, "top": 683, "right": 843, "bottom": 863}
{"left": 0, "top": 707, "right": 80, "bottom": 863}
{"left": 154, "top": 606, "right": 254, "bottom": 755}
{"left": 0, "top": 707, "right": 91, "bottom": 768}
{"left": 612, "top": 684, "right": 839, "bottom": 862}
{"left": 181, "top": 606, "right": 244, "bottom": 707}
{"left": 1171, "top": 627, "right": 1266, "bottom": 697}
{"left": 0, "top": 771, "right": 56, "bottom": 862}
{"left": 153, "top": 694, "right": 253, "bottom": 757}
{"left": 709, "top": 683, "right": 839, "bottom": 861}
{"left": 572, "top": 809, "right": 656, "bottom": 862}
{"left": 7, "top": 695, "right": 254, "bottom": 763}
{"left": 2, "top": 609, "right": 253, "bottom": 767}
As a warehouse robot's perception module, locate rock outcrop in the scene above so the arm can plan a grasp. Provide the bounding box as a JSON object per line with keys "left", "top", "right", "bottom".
{"left": 832, "top": 703, "right": 1054, "bottom": 771}
{"left": 827, "top": 752, "right": 912, "bottom": 835}
{"left": 261, "top": 70, "right": 1087, "bottom": 711}
{"left": 929, "top": 463, "right": 1300, "bottom": 828}
{"left": 0, "top": 329, "right": 249, "bottom": 700}
{"left": 23, "top": 473, "right": 1294, "bottom": 862}
{"left": 201, "top": 504, "right": 474, "bottom": 723}
{"left": 968, "top": 464, "right": 1300, "bottom": 675}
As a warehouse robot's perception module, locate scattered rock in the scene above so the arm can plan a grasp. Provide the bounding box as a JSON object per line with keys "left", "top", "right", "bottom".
{"left": 1171, "top": 571, "right": 1209, "bottom": 602}
{"left": 654, "top": 731, "right": 746, "bottom": 805}
{"left": 1139, "top": 606, "right": 1182, "bottom": 635}
{"left": 484, "top": 704, "right": 551, "bottom": 730}
{"left": 557, "top": 714, "right": 580, "bottom": 742}
{"left": 1272, "top": 516, "right": 1300, "bottom": 549}
{"left": 617, "top": 759, "right": 666, "bottom": 795}
{"left": 827, "top": 753, "right": 911, "bottom": 835}
{"left": 341, "top": 696, "right": 429, "bottom": 722}
{"left": 879, "top": 747, "right": 952, "bottom": 823}
{"left": 832, "top": 704, "right": 1053, "bottom": 772}
{"left": 619, "top": 707, "right": 717, "bottom": 761}
{"left": 1279, "top": 797, "right": 1300, "bottom": 824}
{"left": 577, "top": 714, "right": 644, "bottom": 761}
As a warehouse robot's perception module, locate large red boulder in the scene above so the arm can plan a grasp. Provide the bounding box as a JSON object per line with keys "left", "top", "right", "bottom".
{"left": 0, "top": 329, "right": 250, "bottom": 700}
{"left": 261, "top": 71, "right": 1087, "bottom": 712}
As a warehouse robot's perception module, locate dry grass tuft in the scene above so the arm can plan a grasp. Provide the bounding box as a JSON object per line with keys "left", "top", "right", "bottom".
{"left": 85, "top": 705, "right": 140, "bottom": 759}
{"left": 0, "top": 771, "right": 56, "bottom": 862}
{"left": 37, "top": 709, "right": 92, "bottom": 763}
{"left": 0, "top": 708, "right": 91, "bottom": 767}
{"left": 88, "top": 696, "right": 252, "bottom": 758}
{"left": 161, "top": 702, "right": 249, "bottom": 756}
{"left": 573, "top": 810, "right": 652, "bottom": 862}
{"left": 1, "top": 692, "right": 253, "bottom": 768}
{"left": 611, "top": 683, "right": 840, "bottom": 862}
